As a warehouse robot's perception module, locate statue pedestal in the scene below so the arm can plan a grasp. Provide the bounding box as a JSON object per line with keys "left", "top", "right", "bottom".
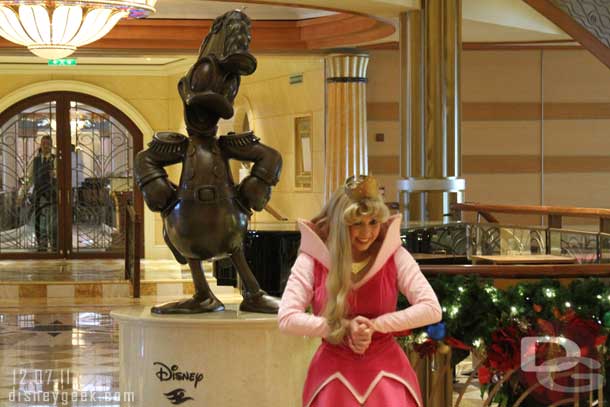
{"left": 111, "top": 306, "right": 317, "bottom": 407}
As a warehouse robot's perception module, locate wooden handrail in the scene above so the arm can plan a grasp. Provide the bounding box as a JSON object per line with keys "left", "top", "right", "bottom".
{"left": 453, "top": 202, "right": 610, "bottom": 218}
{"left": 452, "top": 202, "right": 610, "bottom": 233}
{"left": 420, "top": 264, "right": 610, "bottom": 279}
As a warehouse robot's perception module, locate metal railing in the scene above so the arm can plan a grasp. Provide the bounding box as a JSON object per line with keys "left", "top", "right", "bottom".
{"left": 124, "top": 203, "right": 141, "bottom": 298}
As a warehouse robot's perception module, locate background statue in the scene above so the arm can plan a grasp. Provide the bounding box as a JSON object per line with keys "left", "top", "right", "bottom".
{"left": 134, "top": 10, "right": 282, "bottom": 314}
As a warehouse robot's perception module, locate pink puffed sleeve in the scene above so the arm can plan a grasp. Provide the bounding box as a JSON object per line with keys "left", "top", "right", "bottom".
{"left": 278, "top": 253, "right": 330, "bottom": 337}
{"left": 372, "top": 247, "right": 442, "bottom": 333}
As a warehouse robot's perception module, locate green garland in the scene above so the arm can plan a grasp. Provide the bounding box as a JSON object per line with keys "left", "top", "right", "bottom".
{"left": 397, "top": 275, "right": 610, "bottom": 406}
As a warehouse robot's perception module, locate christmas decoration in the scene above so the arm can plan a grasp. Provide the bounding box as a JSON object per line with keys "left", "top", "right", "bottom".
{"left": 603, "top": 310, "right": 610, "bottom": 328}
{"left": 397, "top": 276, "right": 610, "bottom": 406}
{"left": 426, "top": 322, "right": 446, "bottom": 341}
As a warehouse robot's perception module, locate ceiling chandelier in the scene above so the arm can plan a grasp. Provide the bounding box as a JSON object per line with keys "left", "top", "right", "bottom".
{"left": 0, "top": 0, "right": 157, "bottom": 59}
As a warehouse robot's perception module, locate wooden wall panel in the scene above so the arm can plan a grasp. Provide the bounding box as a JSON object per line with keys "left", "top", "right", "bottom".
{"left": 462, "top": 155, "right": 610, "bottom": 174}
{"left": 368, "top": 101, "right": 610, "bottom": 122}
{"left": 463, "top": 173, "right": 542, "bottom": 213}
{"left": 544, "top": 103, "right": 610, "bottom": 119}
{"left": 367, "top": 102, "right": 399, "bottom": 121}
{"left": 544, "top": 157, "right": 610, "bottom": 172}
{"left": 543, "top": 50, "right": 610, "bottom": 102}
{"left": 464, "top": 176, "right": 541, "bottom": 206}
{"left": 367, "top": 50, "right": 402, "bottom": 102}
{"left": 369, "top": 155, "right": 400, "bottom": 174}
{"left": 367, "top": 121, "right": 400, "bottom": 156}
{"left": 544, "top": 173, "right": 610, "bottom": 208}
{"left": 459, "top": 49, "right": 610, "bottom": 219}
{"left": 462, "top": 121, "right": 540, "bottom": 155}
{"left": 544, "top": 119, "right": 610, "bottom": 155}
{"left": 364, "top": 48, "right": 610, "bottom": 217}
{"left": 463, "top": 102, "right": 610, "bottom": 121}
{"left": 459, "top": 212, "right": 543, "bottom": 227}
{"left": 463, "top": 103, "right": 541, "bottom": 121}
{"left": 462, "top": 51, "right": 542, "bottom": 102}
{"left": 366, "top": 50, "right": 401, "bottom": 199}
{"left": 463, "top": 156, "right": 541, "bottom": 174}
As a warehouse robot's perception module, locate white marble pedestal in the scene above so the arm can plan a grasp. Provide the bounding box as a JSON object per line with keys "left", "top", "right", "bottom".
{"left": 111, "top": 306, "right": 317, "bottom": 407}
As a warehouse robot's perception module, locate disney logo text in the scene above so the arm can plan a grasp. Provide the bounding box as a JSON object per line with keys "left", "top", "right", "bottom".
{"left": 153, "top": 362, "right": 204, "bottom": 388}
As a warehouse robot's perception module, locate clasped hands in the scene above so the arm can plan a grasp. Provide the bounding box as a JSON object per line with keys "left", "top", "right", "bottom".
{"left": 346, "top": 316, "right": 375, "bottom": 355}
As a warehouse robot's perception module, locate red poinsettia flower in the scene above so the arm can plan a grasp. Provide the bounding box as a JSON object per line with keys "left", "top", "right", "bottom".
{"left": 519, "top": 312, "right": 604, "bottom": 405}
{"left": 486, "top": 324, "right": 523, "bottom": 372}
{"left": 594, "top": 335, "right": 607, "bottom": 347}
{"left": 562, "top": 314, "right": 602, "bottom": 358}
{"left": 478, "top": 366, "right": 492, "bottom": 385}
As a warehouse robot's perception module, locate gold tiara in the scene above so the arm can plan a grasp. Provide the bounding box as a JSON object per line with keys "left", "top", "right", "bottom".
{"left": 344, "top": 175, "right": 379, "bottom": 201}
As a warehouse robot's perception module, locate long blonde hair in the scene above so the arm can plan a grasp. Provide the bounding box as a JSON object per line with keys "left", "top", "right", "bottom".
{"left": 312, "top": 186, "right": 390, "bottom": 344}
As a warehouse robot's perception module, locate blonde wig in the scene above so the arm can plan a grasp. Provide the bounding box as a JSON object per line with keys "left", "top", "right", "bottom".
{"left": 313, "top": 183, "right": 390, "bottom": 344}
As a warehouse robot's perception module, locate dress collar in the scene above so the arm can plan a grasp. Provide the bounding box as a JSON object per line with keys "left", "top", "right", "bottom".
{"left": 297, "top": 214, "right": 403, "bottom": 287}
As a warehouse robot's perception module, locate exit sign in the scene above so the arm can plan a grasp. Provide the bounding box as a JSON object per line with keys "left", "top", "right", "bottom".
{"left": 48, "top": 59, "right": 77, "bottom": 66}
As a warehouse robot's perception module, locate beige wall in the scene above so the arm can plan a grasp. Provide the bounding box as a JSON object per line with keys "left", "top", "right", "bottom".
{"left": 463, "top": 49, "right": 610, "bottom": 227}
{"left": 461, "top": 50, "right": 542, "bottom": 225}
{"left": 366, "top": 50, "right": 402, "bottom": 202}
{"left": 153, "top": 71, "right": 186, "bottom": 248}
{"left": 219, "top": 55, "right": 326, "bottom": 222}
{"left": 365, "top": 48, "right": 610, "bottom": 229}
{"left": 0, "top": 74, "right": 169, "bottom": 127}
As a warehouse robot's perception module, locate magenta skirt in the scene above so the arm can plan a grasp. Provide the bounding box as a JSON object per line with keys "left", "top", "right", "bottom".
{"left": 309, "top": 376, "right": 419, "bottom": 407}
{"left": 303, "top": 336, "right": 423, "bottom": 407}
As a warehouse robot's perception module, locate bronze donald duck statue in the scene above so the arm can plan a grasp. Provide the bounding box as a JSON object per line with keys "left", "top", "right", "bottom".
{"left": 135, "top": 10, "right": 282, "bottom": 314}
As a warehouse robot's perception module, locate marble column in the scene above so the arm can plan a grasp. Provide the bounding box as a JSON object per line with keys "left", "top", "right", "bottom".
{"left": 324, "top": 52, "right": 369, "bottom": 201}
{"left": 398, "top": 1, "right": 465, "bottom": 222}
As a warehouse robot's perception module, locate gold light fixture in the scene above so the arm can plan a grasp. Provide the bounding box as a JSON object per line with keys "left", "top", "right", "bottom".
{"left": 0, "top": 0, "right": 157, "bottom": 59}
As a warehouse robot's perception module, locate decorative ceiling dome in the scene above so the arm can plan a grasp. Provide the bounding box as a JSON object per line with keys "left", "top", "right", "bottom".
{"left": 0, "top": 0, "right": 157, "bottom": 59}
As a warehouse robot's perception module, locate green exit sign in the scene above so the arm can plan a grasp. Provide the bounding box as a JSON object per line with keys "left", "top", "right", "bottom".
{"left": 48, "top": 58, "right": 77, "bottom": 66}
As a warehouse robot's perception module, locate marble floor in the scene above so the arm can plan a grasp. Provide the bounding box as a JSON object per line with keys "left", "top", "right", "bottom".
{"left": 0, "top": 260, "right": 195, "bottom": 282}
{"left": 454, "top": 358, "right": 486, "bottom": 407}
{"left": 0, "top": 309, "right": 120, "bottom": 407}
{"left": 0, "top": 305, "right": 487, "bottom": 407}
{"left": 0, "top": 253, "right": 484, "bottom": 407}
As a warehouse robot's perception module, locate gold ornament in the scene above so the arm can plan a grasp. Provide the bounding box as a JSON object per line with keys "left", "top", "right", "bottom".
{"left": 437, "top": 343, "right": 451, "bottom": 355}
{"left": 344, "top": 175, "right": 379, "bottom": 202}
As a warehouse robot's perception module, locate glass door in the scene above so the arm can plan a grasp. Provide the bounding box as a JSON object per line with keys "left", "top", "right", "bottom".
{"left": 0, "top": 100, "right": 61, "bottom": 256}
{"left": 69, "top": 101, "right": 134, "bottom": 255}
{"left": 0, "top": 92, "right": 142, "bottom": 259}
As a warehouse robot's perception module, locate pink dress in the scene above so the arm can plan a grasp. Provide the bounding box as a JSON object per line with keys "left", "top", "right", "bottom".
{"left": 278, "top": 215, "right": 442, "bottom": 407}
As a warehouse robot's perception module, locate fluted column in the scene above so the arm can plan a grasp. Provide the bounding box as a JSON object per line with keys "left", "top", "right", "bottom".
{"left": 324, "top": 52, "right": 369, "bottom": 201}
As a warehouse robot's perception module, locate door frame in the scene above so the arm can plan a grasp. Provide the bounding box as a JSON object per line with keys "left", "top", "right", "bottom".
{"left": 0, "top": 91, "right": 144, "bottom": 259}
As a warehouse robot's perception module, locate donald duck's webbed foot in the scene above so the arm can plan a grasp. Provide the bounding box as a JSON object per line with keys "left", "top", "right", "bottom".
{"left": 150, "top": 258, "right": 225, "bottom": 314}
{"left": 151, "top": 294, "right": 225, "bottom": 314}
